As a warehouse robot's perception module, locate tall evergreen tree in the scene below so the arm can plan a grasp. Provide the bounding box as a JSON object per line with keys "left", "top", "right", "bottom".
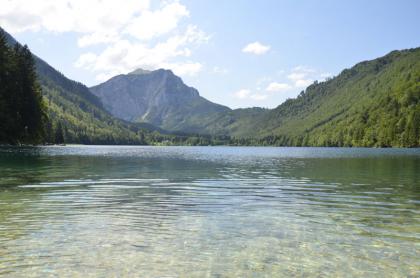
{"left": 13, "top": 44, "right": 46, "bottom": 143}
{"left": 0, "top": 30, "right": 14, "bottom": 142}
{"left": 0, "top": 30, "right": 46, "bottom": 144}
{"left": 54, "top": 121, "right": 65, "bottom": 144}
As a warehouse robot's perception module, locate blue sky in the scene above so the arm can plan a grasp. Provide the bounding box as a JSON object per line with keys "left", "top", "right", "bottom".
{"left": 1, "top": 0, "right": 419, "bottom": 109}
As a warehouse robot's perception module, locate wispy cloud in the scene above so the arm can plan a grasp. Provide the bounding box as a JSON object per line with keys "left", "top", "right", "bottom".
{"left": 212, "top": 66, "right": 229, "bottom": 75}
{"left": 242, "top": 41, "right": 270, "bottom": 55}
{"left": 266, "top": 82, "right": 292, "bottom": 92}
{"left": 233, "top": 89, "right": 267, "bottom": 101}
{"left": 256, "top": 65, "right": 332, "bottom": 100}
{"left": 287, "top": 66, "right": 315, "bottom": 88}
{"left": 320, "top": 72, "right": 333, "bottom": 79}
{"left": 233, "top": 89, "right": 251, "bottom": 99}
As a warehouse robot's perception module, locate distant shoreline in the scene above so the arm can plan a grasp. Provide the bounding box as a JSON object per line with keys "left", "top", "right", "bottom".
{"left": 0, "top": 143, "right": 418, "bottom": 149}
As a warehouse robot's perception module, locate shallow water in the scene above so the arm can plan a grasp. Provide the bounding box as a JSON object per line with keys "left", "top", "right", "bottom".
{"left": 0, "top": 146, "right": 419, "bottom": 277}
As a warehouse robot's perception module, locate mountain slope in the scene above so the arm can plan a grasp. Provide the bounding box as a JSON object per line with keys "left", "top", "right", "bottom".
{"left": 1, "top": 27, "right": 162, "bottom": 144}
{"left": 245, "top": 48, "right": 420, "bottom": 147}
{"left": 3, "top": 26, "right": 418, "bottom": 147}
{"left": 89, "top": 47, "right": 419, "bottom": 147}
{"left": 90, "top": 69, "right": 230, "bottom": 133}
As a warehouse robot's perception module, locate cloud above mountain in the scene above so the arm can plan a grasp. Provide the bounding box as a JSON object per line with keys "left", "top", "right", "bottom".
{"left": 0, "top": 0, "right": 149, "bottom": 33}
{"left": 233, "top": 89, "right": 268, "bottom": 101}
{"left": 0, "top": 0, "right": 208, "bottom": 81}
{"left": 232, "top": 65, "right": 333, "bottom": 106}
{"left": 266, "top": 82, "right": 292, "bottom": 92}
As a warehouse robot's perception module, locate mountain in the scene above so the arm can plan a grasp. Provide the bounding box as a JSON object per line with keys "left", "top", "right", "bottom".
{"left": 90, "top": 47, "right": 420, "bottom": 147}
{"left": 2, "top": 26, "right": 418, "bottom": 147}
{"left": 1, "top": 27, "right": 165, "bottom": 145}
{"left": 90, "top": 68, "right": 230, "bottom": 133}
{"left": 234, "top": 47, "right": 420, "bottom": 147}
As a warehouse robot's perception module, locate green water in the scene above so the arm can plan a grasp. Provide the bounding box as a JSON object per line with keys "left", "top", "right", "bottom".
{"left": 0, "top": 146, "right": 419, "bottom": 277}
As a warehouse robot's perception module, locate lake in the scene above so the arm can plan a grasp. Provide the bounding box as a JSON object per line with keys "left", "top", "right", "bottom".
{"left": 0, "top": 146, "right": 419, "bottom": 277}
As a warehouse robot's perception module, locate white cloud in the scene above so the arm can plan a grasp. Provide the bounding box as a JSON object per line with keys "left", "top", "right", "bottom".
{"left": 292, "top": 65, "right": 316, "bottom": 73}
{"left": 77, "top": 31, "right": 120, "bottom": 47}
{"left": 0, "top": 0, "right": 208, "bottom": 80}
{"left": 124, "top": 1, "right": 189, "bottom": 40}
{"left": 266, "top": 82, "right": 292, "bottom": 92}
{"left": 287, "top": 72, "right": 306, "bottom": 82}
{"left": 250, "top": 94, "right": 268, "bottom": 100}
{"left": 0, "top": 0, "right": 149, "bottom": 33}
{"left": 242, "top": 41, "right": 270, "bottom": 55}
{"left": 287, "top": 67, "right": 314, "bottom": 88}
{"left": 75, "top": 25, "right": 207, "bottom": 80}
{"left": 320, "top": 72, "right": 333, "bottom": 80}
{"left": 234, "top": 89, "right": 251, "bottom": 99}
{"left": 246, "top": 66, "right": 332, "bottom": 104}
{"left": 256, "top": 76, "right": 272, "bottom": 86}
{"left": 164, "top": 62, "right": 203, "bottom": 76}
{"left": 74, "top": 53, "right": 97, "bottom": 70}
{"left": 294, "top": 79, "right": 313, "bottom": 88}
{"left": 213, "top": 66, "right": 229, "bottom": 75}
{"left": 233, "top": 89, "right": 267, "bottom": 101}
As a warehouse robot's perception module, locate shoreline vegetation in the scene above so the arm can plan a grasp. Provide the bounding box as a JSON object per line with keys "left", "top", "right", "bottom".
{"left": 0, "top": 142, "right": 412, "bottom": 148}
{"left": 0, "top": 28, "right": 419, "bottom": 148}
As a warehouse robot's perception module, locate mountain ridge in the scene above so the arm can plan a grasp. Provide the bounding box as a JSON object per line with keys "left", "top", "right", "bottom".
{"left": 89, "top": 47, "right": 419, "bottom": 147}
{"left": 1, "top": 26, "right": 418, "bottom": 147}
{"left": 90, "top": 68, "right": 231, "bottom": 133}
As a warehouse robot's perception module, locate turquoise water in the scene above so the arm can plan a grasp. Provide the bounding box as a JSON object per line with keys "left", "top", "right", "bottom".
{"left": 0, "top": 146, "right": 419, "bottom": 277}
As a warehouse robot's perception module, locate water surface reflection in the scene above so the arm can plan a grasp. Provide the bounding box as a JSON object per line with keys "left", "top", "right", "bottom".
{"left": 0, "top": 146, "right": 419, "bottom": 277}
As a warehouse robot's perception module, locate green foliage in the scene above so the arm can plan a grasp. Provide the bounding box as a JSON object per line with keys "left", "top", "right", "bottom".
{"left": 1, "top": 27, "right": 167, "bottom": 146}
{"left": 33, "top": 44, "right": 230, "bottom": 146}
{"left": 221, "top": 48, "right": 420, "bottom": 147}
{"left": 0, "top": 30, "right": 46, "bottom": 144}
{"left": 141, "top": 48, "right": 419, "bottom": 149}
{"left": 1, "top": 26, "right": 418, "bottom": 147}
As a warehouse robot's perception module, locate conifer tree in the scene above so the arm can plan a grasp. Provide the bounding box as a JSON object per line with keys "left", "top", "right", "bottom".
{"left": 0, "top": 31, "right": 11, "bottom": 141}
{"left": 54, "top": 121, "right": 65, "bottom": 144}
{"left": 0, "top": 30, "right": 46, "bottom": 144}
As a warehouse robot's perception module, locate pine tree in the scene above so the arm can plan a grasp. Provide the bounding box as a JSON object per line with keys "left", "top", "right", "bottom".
{"left": 0, "top": 31, "right": 12, "bottom": 142}
{"left": 54, "top": 121, "right": 65, "bottom": 144}
{"left": 14, "top": 44, "right": 46, "bottom": 143}
{"left": 0, "top": 29, "right": 46, "bottom": 144}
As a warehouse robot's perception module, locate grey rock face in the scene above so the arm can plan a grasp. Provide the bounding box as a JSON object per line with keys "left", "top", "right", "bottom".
{"left": 90, "top": 69, "right": 230, "bottom": 132}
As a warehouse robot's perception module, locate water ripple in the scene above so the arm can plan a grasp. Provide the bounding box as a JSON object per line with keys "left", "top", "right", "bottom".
{"left": 0, "top": 146, "right": 419, "bottom": 277}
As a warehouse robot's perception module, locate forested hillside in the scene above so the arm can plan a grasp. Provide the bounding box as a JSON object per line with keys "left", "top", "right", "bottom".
{"left": 251, "top": 48, "right": 420, "bottom": 147}
{"left": 193, "top": 48, "right": 419, "bottom": 147}
{"left": 36, "top": 58, "right": 149, "bottom": 145}
{"left": 90, "top": 47, "right": 419, "bottom": 147}
{"left": 1, "top": 26, "right": 418, "bottom": 147}
{"left": 0, "top": 28, "right": 221, "bottom": 145}
{"left": 0, "top": 28, "right": 150, "bottom": 144}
